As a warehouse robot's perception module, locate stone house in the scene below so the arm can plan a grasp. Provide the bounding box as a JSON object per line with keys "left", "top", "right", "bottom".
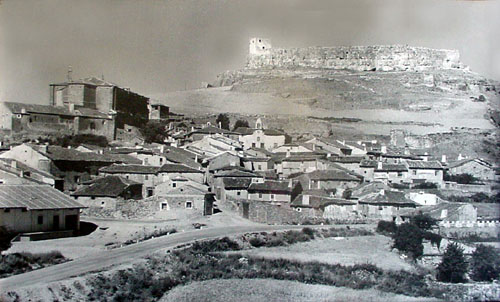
{"left": 0, "top": 102, "right": 115, "bottom": 140}
{"left": 373, "top": 162, "right": 409, "bottom": 185}
{"left": 357, "top": 189, "right": 418, "bottom": 220}
{"left": 0, "top": 158, "right": 62, "bottom": 189}
{"left": 247, "top": 180, "right": 302, "bottom": 203}
{"left": 50, "top": 76, "right": 150, "bottom": 131}
{"left": 271, "top": 143, "right": 313, "bottom": 154}
{"left": 212, "top": 169, "right": 264, "bottom": 201}
{"left": 397, "top": 202, "right": 477, "bottom": 227}
{"left": 0, "top": 184, "right": 86, "bottom": 234}
{"left": 241, "top": 148, "right": 274, "bottom": 172}
{"left": 157, "top": 163, "right": 205, "bottom": 187}
{"left": 148, "top": 103, "right": 170, "bottom": 121}
{"left": 98, "top": 164, "right": 161, "bottom": 197}
{"left": 406, "top": 160, "right": 444, "bottom": 186}
{"left": 304, "top": 137, "right": 351, "bottom": 157}
{"left": 0, "top": 144, "right": 141, "bottom": 191}
{"left": 156, "top": 184, "right": 207, "bottom": 218}
{"left": 72, "top": 176, "right": 142, "bottom": 209}
{"left": 185, "top": 126, "right": 239, "bottom": 142}
{"left": 293, "top": 169, "right": 362, "bottom": 197}
{"left": 408, "top": 191, "right": 440, "bottom": 206}
{"left": 291, "top": 189, "right": 358, "bottom": 219}
{"left": 274, "top": 153, "right": 325, "bottom": 178}
{"left": 446, "top": 158, "right": 496, "bottom": 181}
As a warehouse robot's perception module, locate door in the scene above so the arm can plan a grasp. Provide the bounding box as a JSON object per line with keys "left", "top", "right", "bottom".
{"left": 65, "top": 215, "right": 78, "bottom": 231}
{"left": 53, "top": 215, "right": 60, "bottom": 230}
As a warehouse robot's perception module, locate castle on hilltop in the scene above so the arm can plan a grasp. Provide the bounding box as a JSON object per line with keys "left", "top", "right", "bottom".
{"left": 247, "top": 38, "right": 464, "bottom": 72}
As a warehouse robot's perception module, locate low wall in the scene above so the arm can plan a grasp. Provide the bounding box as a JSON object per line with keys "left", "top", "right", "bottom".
{"left": 427, "top": 281, "right": 500, "bottom": 302}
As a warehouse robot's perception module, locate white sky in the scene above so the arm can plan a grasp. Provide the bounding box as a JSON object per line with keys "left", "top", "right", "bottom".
{"left": 0, "top": 0, "right": 498, "bottom": 104}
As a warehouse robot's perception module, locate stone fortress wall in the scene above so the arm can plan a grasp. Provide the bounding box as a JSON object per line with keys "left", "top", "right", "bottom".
{"left": 247, "top": 38, "right": 464, "bottom": 72}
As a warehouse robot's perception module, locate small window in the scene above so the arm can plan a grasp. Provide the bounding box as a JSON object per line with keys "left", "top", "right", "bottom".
{"left": 397, "top": 172, "right": 402, "bottom": 177}
{"left": 91, "top": 197, "right": 96, "bottom": 200}
{"left": 257, "top": 137, "right": 261, "bottom": 142}
{"left": 145, "top": 175, "right": 149, "bottom": 180}
{"left": 74, "top": 176, "right": 80, "bottom": 183}
{"left": 237, "top": 191, "right": 241, "bottom": 196}
{"left": 38, "top": 215, "right": 43, "bottom": 224}
{"left": 22, "top": 208, "right": 27, "bottom": 212}
{"left": 413, "top": 170, "right": 417, "bottom": 175}
{"left": 185, "top": 201, "right": 193, "bottom": 209}
{"left": 258, "top": 193, "right": 262, "bottom": 199}
{"left": 147, "top": 188, "right": 154, "bottom": 197}
{"left": 172, "top": 182, "right": 176, "bottom": 188}
{"left": 161, "top": 202, "right": 169, "bottom": 210}
{"left": 4, "top": 209, "right": 10, "bottom": 213}
{"left": 101, "top": 201, "right": 105, "bottom": 206}
{"left": 160, "top": 158, "right": 163, "bottom": 164}
{"left": 435, "top": 171, "right": 438, "bottom": 176}
{"left": 296, "top": 208, "right": 302, "bottom": 212}
{"left": 270, "top": 194, "right": 274, "bottom": 200}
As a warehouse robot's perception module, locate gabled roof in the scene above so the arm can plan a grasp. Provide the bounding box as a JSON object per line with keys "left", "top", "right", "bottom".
{"left": 351, "top": 182, "right": 391, "bottom": 199}
{"left": 360, "top": 159, "right": 378, "bottom": 168}
{"left": 99, "top": 164, "right": 160, "bottom": 174}
{"left": 327, "top": 156, "right": 364, "bottom": 164}
{"left": 358, "top": 190, "right": 416, "bottom": 206}
{"left": 406, "top": 160, "right": 443, "bottom": 170}
{"left": 159, "top": 163, "right": 202, "bottom": 173}
{"left": 3, "top": 102, "right": 73, "bottom": 116}
{"left": 307, "top": 169, "right": 361, "bottom": 182}
{"left": 34, "top": 145, "right": 141, "bottom": 164}
{"left": 189, "top": 126, "right": 236, "bottom": 135}
{"left": 72, "top": 176, "right": 141, "bottom": 197}
{"left": 222, "top": 177, "right": 252, "bottom": 190}
{"left": 0, "top": 185, "right": 86, "bottom": 209}
{"left": 374, "top": 163, "right": 408, "bottom": 172}
{"left": 51, "top": 76, "right": 117, "bottom": 87}
{"left": 447, "top": 158, "right": 493, "bottom": 169}
{"left": 161, "top": 184, "right": 206, "bottom": 195}
{"left": 291, "top": 193, "right": 355, "bottom": 208}
{"left": 248, "top": 180, "right": 297, "bottom": 194}
{"left": 214, "top": 169, "right": 260, "bottom": 178}
{"left": 0, "top": 158, "right": 58, "bottom": 180}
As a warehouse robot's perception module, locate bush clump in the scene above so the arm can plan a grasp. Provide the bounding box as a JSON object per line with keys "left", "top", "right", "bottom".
{"left": 436, "top": 243, "right": 468, "bottom": 283}
{"left": 0, "top": 251, "right": 67, "bottom": 278}
{"left": 470, "top": 244, "right": 500, "bottom": 282}
{"left": 376, "top": 220, "right": 397, "bottom": 235}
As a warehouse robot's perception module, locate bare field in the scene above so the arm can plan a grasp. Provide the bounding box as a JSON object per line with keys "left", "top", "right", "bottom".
{"left": 160, "top": 278, "right": 442, "bottom": 302}
{"left": 229, "top": 235, "right": 415, "bottom": 272}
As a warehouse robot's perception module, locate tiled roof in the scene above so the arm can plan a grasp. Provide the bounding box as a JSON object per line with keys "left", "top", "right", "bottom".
{"left": 351, "top": 182, "right": 391, "bottom": 199}
{"left": 214, "top": 169, "right": 259, "bottom": 178}
{"left": 189, "top": 126, "right": 236, "bottom": 135}
{"left": 100, "top": 164, "right": 160, "bottom": 174}
{"left": 359, "top": 190, "right": 416, "bottom": 206}
{"left": 72, "top": 176, "right": 140, "bottom": 197}
{"left": 234, "top": 127, "right": 286, "bottom": 136}
{"left": 307, "top": 169, "right": 361, "bottom": 182}
{"left": 159, "top": 164, "right": 202, "bottom": 173}
{"left": 0, "top": 158, "right": 58, "bottom": 180}
{"left": 360, "top": 159, "right": 378, "bottom": 168}
{"left": 0, "top": 185, "right": 86, "bottom": 209}
{"left": 222, "top": 178, "right": 252, "bottom": 189}
{"left": 75, "top": 108, "right": 110, "bottom": 119}
{"left": 4, "top": 102, "right": 73, "bottom": 116}
{"left": 34, "top": 145, "right": 140, "bottom": 164}
{"left": 248, "top": 180, "right": 296, "bottom": 194}
{"left": 399, "top": 202, "right": 475, "bottom": 221}
{"left": 406, "top": 160, "right": 443, "bottom": 170}
{"left": 328, "top": 156, "right": 364, "bottom": 164}
{"left": 447, "top": 158, "right": 493, "bottom": 169}
{"left": 292, "top": 194, "right": 355, "bottom": 208}
{"left": 375, "top": 163, "right": 408, "bottom": 172}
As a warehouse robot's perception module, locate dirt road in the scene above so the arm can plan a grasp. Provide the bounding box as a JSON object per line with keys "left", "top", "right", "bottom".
{"left": 0, "top": 224, "right": 308, "bottom": 292}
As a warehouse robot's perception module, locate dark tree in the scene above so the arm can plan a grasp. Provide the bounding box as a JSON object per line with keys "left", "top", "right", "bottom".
{"left": 0, "top": 226, "right": 15, "bottom": 253}
{"left": 437, "top": 243, "right": 468, "bottom": 283}
{"left": 392, "top": 222, "right": 424, "bottom": 260}
{"left": 140, "top": 121, "right": 167, "bottom": 144}
{"left": 232, "top": 119, "right": 250, "bottom": 130}
{"left": 412, "top": 213, "right": 438, "bottom": 231}
{"left": 444, "top": 173, "right": 478, "bottom": 185}
{"left": 216, "top": 114, "right": 230, "bottom": 130}
{"left": 470, "top": 244, "right": 500, "bottom": 281}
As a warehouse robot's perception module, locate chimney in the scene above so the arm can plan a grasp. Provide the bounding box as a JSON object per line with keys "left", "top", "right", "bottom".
{"left": 288, "top": 179, "right": 293, "bottom": 188}
{"left": 404, "top": 146, "right": 410, "bottom": 155}
{"left": 377, "top": 161, "right": 383, "bottom": 170}
{"left": 312, "top": 144, "right": 316, "bottom": 151}
{"left": 380, "top": 189, "right": 385, "bottom": 196}
{"left": 10, "top": 160, "right": 17, "bottom": 169}
{"left": 303, "top": 194, "right": 310, "bottom": 205}
{"left": 160, "top": 145, "right": 165, "bottom": 153}
{"left": 457, "top": 153, "right": 464, "bottom": 161}
{"left": 308, "top": 179, "right": 312, "bottom": 190}
{"left": 218, "top": 122, "right": 222, "bottom": 129}
{"left": 423, "top": 152, "right": 428, "bottom": 162}
{"left": 69, "top": 103, "right": 75, "bottom": 113}
{"left": 381, "top": 145, "right": 387, "bottom": 154}
{"left": 40, "top": 144, "right": 48, "bottom": 154}
{"left": 441, "top": 155, "right": 447, "bottom": 163}
{"left": 67, "top": 65, "right": 73, "bottom": 82}
{"left": 286, "top": 151, "right": 291, "bottom": 158}
{"left": 327, "top": 153, "right": 331, "bottom": 158}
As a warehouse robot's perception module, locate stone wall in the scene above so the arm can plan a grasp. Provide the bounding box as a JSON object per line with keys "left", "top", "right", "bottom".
{"left": 247, "top": 44, "right": 463, "bottom": 72}
{"left": 427, "top": 281, "right": 500, "bottom": 302}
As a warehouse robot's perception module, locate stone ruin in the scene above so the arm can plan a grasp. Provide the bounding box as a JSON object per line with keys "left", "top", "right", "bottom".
{"left": 247, "top": 37, "right": 464, "bottom": 72}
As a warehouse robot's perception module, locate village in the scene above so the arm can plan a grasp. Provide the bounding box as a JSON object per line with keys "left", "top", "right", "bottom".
{"left": 0, "top": 28, "right": 499, "bottom": 300}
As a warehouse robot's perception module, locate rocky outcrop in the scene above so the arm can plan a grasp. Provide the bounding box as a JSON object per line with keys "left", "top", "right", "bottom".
{"left": 247, "top": 44, "right": 465, "bottom": 72}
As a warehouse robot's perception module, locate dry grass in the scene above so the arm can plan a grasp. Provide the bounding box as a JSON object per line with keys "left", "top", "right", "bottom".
{"left": 233, "top": 235, "right": 415, "bottom": 272}
{"left": 160, "top": 278, "right": 443, "bottom": 302}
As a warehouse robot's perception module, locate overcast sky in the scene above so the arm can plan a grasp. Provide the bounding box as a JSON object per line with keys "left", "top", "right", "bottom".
{"left": 1, "top": 0, "right": 498, "bottom": 104}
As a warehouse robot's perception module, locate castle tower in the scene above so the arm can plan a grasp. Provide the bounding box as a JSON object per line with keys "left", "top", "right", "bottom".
{"left": 249, "top": 38, "right": 271, "bottom": 56}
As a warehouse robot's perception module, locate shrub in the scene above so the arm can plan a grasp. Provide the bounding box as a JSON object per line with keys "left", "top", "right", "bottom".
{"left": 139, "top": 121, "right": 167, "bottom": 144}
{"left": 412, "top": 213, "right": 438, "bottom": 231}
{"left": 301, "top": 227, "right": 315, "bottom": 238}
{"left": 413, "top": 182, "right": 438, "bottom": 189}
{"left": 444, "top": 173, "right": 478, "bottom": 185}
{"left": 392, "top": 223, "right": 423, "bottom": 260}
{"left": 437, "top": 243, "right": 468, "bottom": 283}
{"left": 0, "top": 251, "right": 67, "bottom": 278}
{"left": 0, "top": 226, "right": 16, "bottom": 253}
{"left": 470, "top": 244, "right": 500, "bottom": 281}
{"left": 232, "top": 119, "right": 249, "bottom": 130}
{"left": 376, "top": 220, "right": 397, "bottom": 235}
{"left": 422, "top": 231, "right": 442, "bottom": 249}
{"left": 249, "top": 237, "right": 266, "bottom": 248}
{"left": 216, "top": 114, "right": 230, "bottom": 130}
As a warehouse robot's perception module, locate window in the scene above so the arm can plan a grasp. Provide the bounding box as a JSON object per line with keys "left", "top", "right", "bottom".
{"left": 252, "top": 143, "right": 256, "bottom": 148}
{"left": 101, "top": 201, "right": 105, "bottom": 206}
{"left": 258, "top": 193, "right": 263, "bottom": 199}
{"left": 257, "top": 137, "right": 260, "bottom": 142}
{"left": 260, "top": 143, "right": 264, "bottom": 148}
{"left": 296, "top": 208, "right": 302, "bottom": 212}
{"left": 145, "top": 175, "right": 149, "bottom": 180}
{"left": 258, "top": 164, "right": 262, "bottom": 170}
{"left": 413, "top": 170, "right": 417, "bottom": 175}
{"left": 274, "top": 143, "right": 278, "bottom": 148}
{"left": 74, "top": 176, "right": 80, "bottom": 183}
{"left": 91, "top": 197, "right": 96, "bottom": 200}
{"left": 90, "top": 122, "right": 95, "bottom": 130}
{"left": 38, "top": 215, "right": 43, "bottom": 225}
{"left": 4, "top": 209, "right": 10, "bottom": 213}
{"left": 147, "top": 187, "right": 154, "bottom": 197}
{"left": 160, "top": 158, "right": 163, "bottom": 164}
{"left": 185, "top": 201, "right": 193, "bottom": 209}
{"left": 397, "top": 172, "right": 402, "bottom": 177}
{"left": 22, "top": 208, "right": 27, "bottom": 212}
{"left": 172, "top": 182, "right": 176, "bottom": 188}
{"left": 161, "top": 202, "right": 169, "bottom": 210}
{"left": 237, "top": 191, "right": 241, "bottom": 196}
{"left": 435, "top": 170, "right": 438, "bottom": 176}
{"left": 270, "top": 194, "right": 274, "bottom": 200}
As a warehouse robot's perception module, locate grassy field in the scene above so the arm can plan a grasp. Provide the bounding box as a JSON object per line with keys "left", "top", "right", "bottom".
{"left": 231, "top": 234, "right": 415, "bottom": 272}
{"left": 160, "top": 278, "right": 443, "bottom": 302}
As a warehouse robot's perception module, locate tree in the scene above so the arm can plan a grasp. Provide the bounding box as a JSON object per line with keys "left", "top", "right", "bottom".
{"left": 392, "top": 222, "right": 424, "bottom": 260}
{"left": 216, "top": 114, "right": 230, "bottom": 130}
{"left": 140, "top": 121, "right": 167, "bottom": 144}
{"left": 437, "top": 243, "right": 468, "bottom": 283}
{"left": 0, "top": 226, "right": 15, "bottom": 253}
{"left": 232, "top": 119, "right": 249, "bottom": 130}
{"left": 412, "top": 213, "right": 438, "bottom": 231}
{"left": 470, "top": 244, "right": 500, "bottom": 281}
